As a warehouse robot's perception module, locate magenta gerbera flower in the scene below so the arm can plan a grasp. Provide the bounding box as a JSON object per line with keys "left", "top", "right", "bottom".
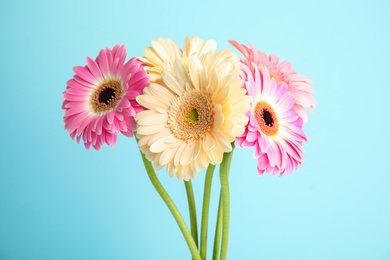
{"left": 236, "top": 64, "right": 308, "bottom": 175}
{"left": 229, "top": 40, "right": 317, "bottom": 123}
{"left": 62, "top": 45, "right": 149, "bottom": 150}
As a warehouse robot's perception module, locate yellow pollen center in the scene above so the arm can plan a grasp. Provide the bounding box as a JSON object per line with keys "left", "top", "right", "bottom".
{"left": 254, "top": 101, "right": 279, "bottom": 136}
{"left": 91, "top": 80, "right": 123, "bottom": 114}
{"left": 168, "top": 91, "right": 214, "bottom": 142}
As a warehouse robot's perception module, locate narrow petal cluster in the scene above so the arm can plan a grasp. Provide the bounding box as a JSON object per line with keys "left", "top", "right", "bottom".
{"left": 229, "top": 40, "right": 317, "bottom": 123}
{"left": 236, "top": 64, "right": 307, "bottom": 175}
{"left": 62, "top": 45, "right": 149, "bottom": 150}
{"left": 141, "top": 38, "right": 182, "bottom": 83}
{"left": 141, "top": 37, "right": 240, "bottom": 83}
{"left": 136, "top": 38, "right": 251, "bottom": 180}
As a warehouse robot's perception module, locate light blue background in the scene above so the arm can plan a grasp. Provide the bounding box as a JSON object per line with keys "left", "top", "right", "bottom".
{"left": 1, "top": 0, "right": 389, "bottom": 259}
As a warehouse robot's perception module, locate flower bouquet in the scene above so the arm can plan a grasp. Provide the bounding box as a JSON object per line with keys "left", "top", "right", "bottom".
{"left": 62, "top": 36, "right": 316, "bottom": 259}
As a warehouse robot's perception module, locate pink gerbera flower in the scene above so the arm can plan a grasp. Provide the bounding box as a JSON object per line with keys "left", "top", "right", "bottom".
{"left": 236, "top": 64, "right": 308, "bottom": 175}
{"left": 229, "top": 40, "right": 317, "bottom": 123}
{"left": 62, "top": 45, "right": 149, "bottom": 150}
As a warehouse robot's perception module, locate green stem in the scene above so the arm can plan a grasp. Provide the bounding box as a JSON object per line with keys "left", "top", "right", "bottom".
{"left": 184, "top": 180, "right": 198, "bottom": 248}
{"left": 219, "top": 146, "right": 234, "bottom": 260}
{"left": 200, "top": 164, "right": 216, "bottom": 259}
{"left": 139, "top": 151, "right": 201, "bottom": 260}
{"left": 212, "top": 191, "right": 223, "bottom": 260}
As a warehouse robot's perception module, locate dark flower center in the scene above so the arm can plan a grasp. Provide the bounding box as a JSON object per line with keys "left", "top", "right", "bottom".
{"left": 98, "top": 87, "right": 116, "bottom": 105}
{"left": 262, "top": 109, "right": 274, "bottom": 127}
{"left": 254, "top": 101, "right": 279, "bottom": 136}
{"left": 91, "top": 80, "right": 123, "bottom": 113}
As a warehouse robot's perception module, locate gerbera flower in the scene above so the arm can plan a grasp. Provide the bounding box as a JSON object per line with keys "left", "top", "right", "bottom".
{"left": 236, "top": 64, "right": 308, "bottom": 175}
{"left": 135, "top": 53, "right": 251, "bottom": 180}
{"left": 62, "top": 45, "right": 149, "bottom": 150}
{"left": 229, "top": 40, "right": 317, "bottom": 123}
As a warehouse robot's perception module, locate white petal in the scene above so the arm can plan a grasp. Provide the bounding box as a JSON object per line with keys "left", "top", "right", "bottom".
{"left": 137, "top": 123, "right": 167, "bottom": 135}
{"left": 137, "top": 113, "right": 168, "bottom": 126}
{"left": 174, "top": 141, "right": 187, "bottom": 166}
{"left": 203, "top": 133, "right": 215, "bottom": 151}
{"left": 213, "top": 104, "right": 224, "bottom": 127}
{"left": 189, "top": 56, "right": 206, "bottom": 91}
{"left": 159, "top": 145, "right": 178, "bottom": 166}
{"left": 150, "top": 134, "right": 176, "bottom": 153}
{"left": 148, "top": 83, "right": 176, "bottom": 101}
{"left": 137, "top": 94, "right": 170, "bottom": 110}
{"left": 161, "top": 70, "right": 183, "bottom": 95}
{"left": 180, "top": 141, "right": 196, "bottom": 166}
{"left": 173, "top": 59, "right": 191, "bottom": 86}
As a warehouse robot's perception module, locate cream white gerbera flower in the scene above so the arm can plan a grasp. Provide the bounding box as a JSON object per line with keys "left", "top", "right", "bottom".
{"left": 136, "top": 48, "right": 251, "bottom": 180}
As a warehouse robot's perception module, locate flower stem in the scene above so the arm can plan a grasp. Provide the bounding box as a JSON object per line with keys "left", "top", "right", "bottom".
{"left": 184, "top": 180, "right": 199, "bottom": 248}
{"left": 139, "top": 151, "right": 201, "bottom": 260}
{"left": 219, "top": 146, "right": 234, "bottom": 260}
{"left": 200, "top": 164, "right": 216, "bottom": 259}
{"left": 212, "top": 191, "right": 223, "bottom": 260}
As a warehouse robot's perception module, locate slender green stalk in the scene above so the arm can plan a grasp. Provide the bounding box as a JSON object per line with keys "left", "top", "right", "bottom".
{"left": 212, "top": 191, "right": 223, "bottom": 260}
{"left": 200, "top": 164, "right": 216, "bottom": 259}
{"left": 219, "top": 146, "right": 235, "bottom": 260}
{"left": 184, "top": 180, "right": 198, "bottom": 248}
{"left": 139, "top": 151, "right": 201, "bottom": 260}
